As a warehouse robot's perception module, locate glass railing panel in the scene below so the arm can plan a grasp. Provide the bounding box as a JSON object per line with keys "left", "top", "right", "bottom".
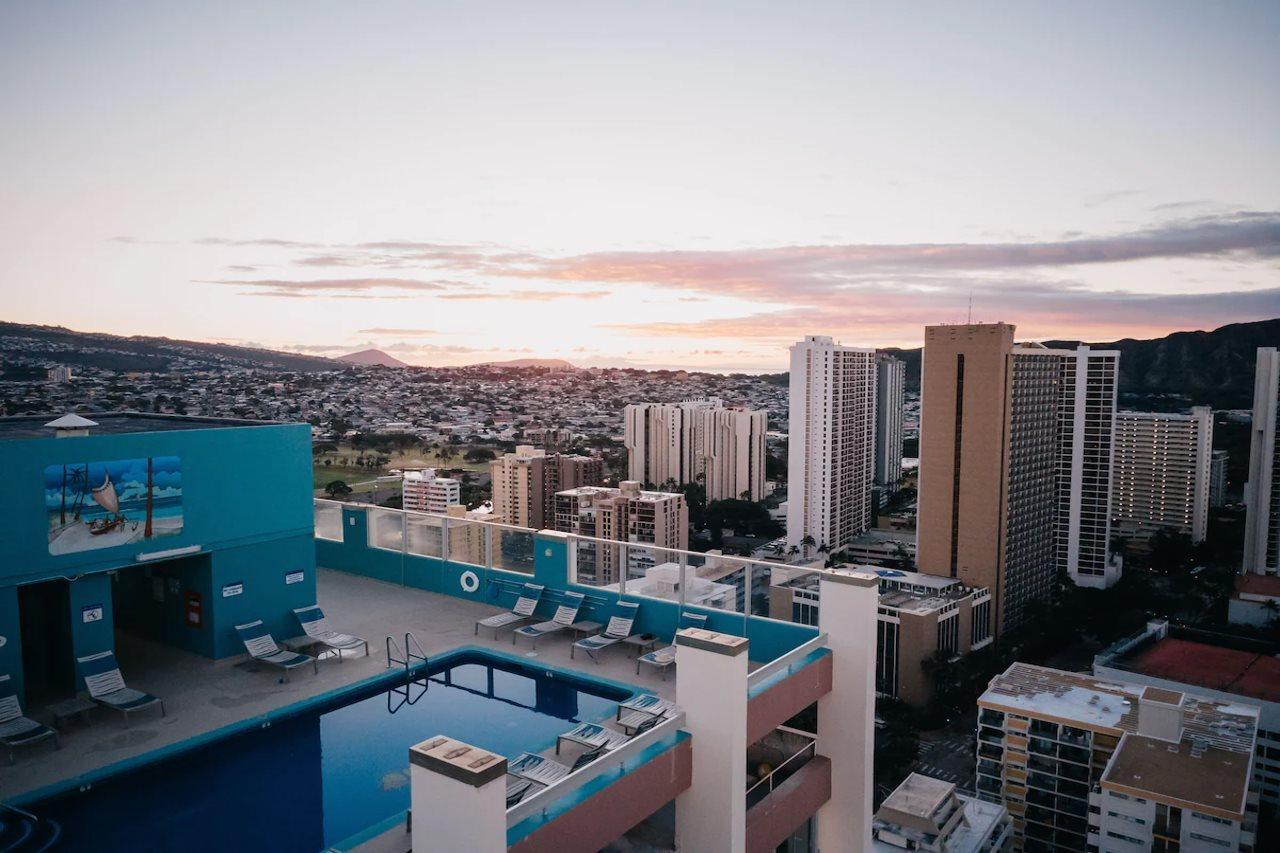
{"left": 492, "top": 527, "right": 535, "bottom": 575}
{"left": 367, "top": 507, "right": 404, "bottom": 551}
{"left": 689, "top": 552, "right": 748, "bottom": 613}
{"left": 445, "top": 518, "right": 487, "bottom": 567}
{"left": 621, "top": 542, "right": 682, "bottom": 603}
{"left": 314, "top": 500, "right": 343, "bottom": 542}
{"left": 569, "top": 539, "right": 622, "bottom": 587}
{"left": 405, "top": 513, "right": 444, "bottom": 558}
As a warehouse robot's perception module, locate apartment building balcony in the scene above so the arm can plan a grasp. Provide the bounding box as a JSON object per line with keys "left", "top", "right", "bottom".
{"left": 745, "top": 728, "right": 830, "bottom": 853}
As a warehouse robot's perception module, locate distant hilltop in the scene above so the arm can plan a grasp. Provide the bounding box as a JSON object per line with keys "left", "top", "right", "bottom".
{"left": 0, "top": 321, "right": 337, "bottom": 374}
{"left": 335, "top": 349, "right": 409, "bottom": 368}
{"left": 471, "top": 357, "right": 577, "bottom": 369}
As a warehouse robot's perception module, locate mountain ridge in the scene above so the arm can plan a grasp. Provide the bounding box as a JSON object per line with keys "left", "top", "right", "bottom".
{"left": 764, "top": 318, "right": 1280, "bottom": 409}
{"left": 335, "top": 349, "right": 410, "bottom": 368}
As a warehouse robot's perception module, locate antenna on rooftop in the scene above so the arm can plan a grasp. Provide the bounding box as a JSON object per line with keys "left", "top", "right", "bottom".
{"left": 967, "top": 291, "right": 973, "bottom": 324}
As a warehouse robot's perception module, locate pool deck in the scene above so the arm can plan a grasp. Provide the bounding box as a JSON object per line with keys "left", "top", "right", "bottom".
{"left": 0, "top": 567, "right": 676, "bottom": 802}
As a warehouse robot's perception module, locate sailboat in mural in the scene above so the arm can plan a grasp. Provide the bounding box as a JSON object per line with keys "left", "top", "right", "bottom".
{"left": 46, "top": 456, "right": 183, "bottom": 555}
{"left": 88, "top": 473, "right": 128, "bottom": 536}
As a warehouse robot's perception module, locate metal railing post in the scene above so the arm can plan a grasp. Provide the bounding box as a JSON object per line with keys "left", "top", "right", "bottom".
{"left": 400, "top": 507, "right": 408, "bottom": 588}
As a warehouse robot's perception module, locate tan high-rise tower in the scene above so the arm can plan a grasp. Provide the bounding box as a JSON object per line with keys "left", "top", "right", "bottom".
{"left": 490, "top": 446, "right": 603, "bottom": 529}
{"left": 917, "top": 324, "right": 1016, "bottom": 598}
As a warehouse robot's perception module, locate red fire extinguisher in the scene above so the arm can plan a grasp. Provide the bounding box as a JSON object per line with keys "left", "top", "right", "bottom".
{"left": 185, "top": 591, "right": 202, "bottom": 628}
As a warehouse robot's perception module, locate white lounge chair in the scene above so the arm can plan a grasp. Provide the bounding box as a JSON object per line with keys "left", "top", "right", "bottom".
{"left": 76, "top": 651, "right": 165, "bottom": 726}
{"left": 475, "top": 583, "right": 544, "bottom": 639}
{"left": 508, "top": 747, "right": 602, "bottom": 786}
{"left": 616, "top": 694, "right": 678, "bottom": 735}
{"left": 0, "top": 675, "right": 59, "bottom": 764}
{"left": 506, "top": 776, "right": 536, "bottom": 807}
{"left": 636, "top": 612, "right": 709, "bottom": 679}
{"left": 512, "top": 591, "right": 585, "bottom": 649}
{"left": 555, "top": 719, "right": 658, "bottom": 756}
{"left": 293, "top": 605, "right": 368, "bottom": 661}
{"left": 235, "top": 620, "right": 318, "bottom": 681}
{"left": 572, "top": 600, "right": 639, "bottom": 662}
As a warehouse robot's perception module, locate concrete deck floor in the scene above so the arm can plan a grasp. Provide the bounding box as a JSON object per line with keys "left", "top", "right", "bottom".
{"left": 0, "top": 567, "right": 676, "bottom": 802}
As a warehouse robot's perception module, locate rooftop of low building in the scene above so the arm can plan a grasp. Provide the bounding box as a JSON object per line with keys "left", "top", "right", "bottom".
{"left": 1102, "top": 732, "right": 1252, "bottom": 819}
{"left": 981, "top": 662, "right": 1258, "bottom": 756}
{"left": 0, "top": 411, "right": 281, "bottom": 440}
{"left": 1108, "top": 631, "right": 1280, "bottom": 705}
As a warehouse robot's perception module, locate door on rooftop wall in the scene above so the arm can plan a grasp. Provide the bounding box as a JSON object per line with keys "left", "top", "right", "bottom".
{"left": 18, "top": 579, "right": 74, "bottom": 702}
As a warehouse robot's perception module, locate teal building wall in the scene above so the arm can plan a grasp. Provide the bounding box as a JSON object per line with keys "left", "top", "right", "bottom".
{"left": 0, "top": 416, "right": 317, "bottom": 700}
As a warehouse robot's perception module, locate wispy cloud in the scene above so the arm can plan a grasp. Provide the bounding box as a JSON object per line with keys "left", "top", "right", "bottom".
{"left": 1150, "top": 199, "right": 1216, "bottom": 212}
{"left": 1084, "top": 189, "right": 1144, "bottom": 208}
{"left": 605, "top": 284, "right": 1280, "bottom": 344}
{"left": 202, "top": 210, "right": 1280, "bottom": 304}
{"left": 196, "top": 237, "right": 322, "bottom": 249}
{"left": 196, "top": 277, "right": 455, "bottom": 299}
{"left": 357, "top": 327, "right": 439, "bottom": 336}
{"left": 186, "top": 212, "right": 1279, "bottom": 340}
{"left": 435, "top": 290, "right": 609, "bottom": 302}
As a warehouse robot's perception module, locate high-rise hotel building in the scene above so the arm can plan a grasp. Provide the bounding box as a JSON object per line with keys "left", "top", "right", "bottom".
{"left": 917, "top": 324, "right": 1120, "bottom": 633}
{"left": 1244, "top": 347, "right": 1280, "bottom": 575}
{"left": 786, "top": 336, "right": 877, "bottom": 552}
{"left": 1111, "top": 407, "right": 1213, "bottom": 544}
{"left": 1053, "top": 346, "right": 1121, "bottom": 588}
{"left": 552, "top": 482, "right": 688, "bottom": 585}
{"left": 874, "top": 354, "right": 906, "bottom": 494}
{"left": 401, "top": 468, "right": 461, "bottom": 513}
{"left": 624, "top": 399, "right": 767, "bottom": 502}
{"left": 489, "top": 445, "right": 603, "bottom": 530}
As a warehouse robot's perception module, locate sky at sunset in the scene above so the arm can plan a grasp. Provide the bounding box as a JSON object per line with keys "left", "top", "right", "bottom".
{"left": 2, "top": 1, "right": 1278, "bottom": 371}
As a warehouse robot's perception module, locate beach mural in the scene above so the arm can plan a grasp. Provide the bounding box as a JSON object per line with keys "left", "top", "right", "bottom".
{"left": 45, "top": 457, "right": 183, "bottom": 555}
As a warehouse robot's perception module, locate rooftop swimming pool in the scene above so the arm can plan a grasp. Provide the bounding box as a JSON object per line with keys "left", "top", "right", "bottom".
{"left": 23, "top": 648, "right": 633, "bottom": 852}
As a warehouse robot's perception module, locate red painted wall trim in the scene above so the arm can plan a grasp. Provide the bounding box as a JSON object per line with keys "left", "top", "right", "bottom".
{"left": 745, "top": 755, "right": 832, "bottom": 853}
{"left": 747, "top": 652, "right": 832, "bottom": 744}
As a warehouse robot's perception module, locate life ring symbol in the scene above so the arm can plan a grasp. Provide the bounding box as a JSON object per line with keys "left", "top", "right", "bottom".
{"left": 460, "top": 571, "right": 480, "bottom": 593}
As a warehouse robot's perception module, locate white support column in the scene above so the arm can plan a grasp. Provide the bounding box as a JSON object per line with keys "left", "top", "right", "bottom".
{"left": 674, "top": 627, "right": 750, "bottom": 853}
{"left": 409, "top": 735, "right": 507, "bottom": 853}
{"left": 815, "top": 568, "right": 879, "bottom": 853}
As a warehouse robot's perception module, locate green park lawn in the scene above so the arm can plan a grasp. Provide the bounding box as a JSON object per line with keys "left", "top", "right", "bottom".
{"left": 313, "top": 445, "right": 492, "bottom": 491}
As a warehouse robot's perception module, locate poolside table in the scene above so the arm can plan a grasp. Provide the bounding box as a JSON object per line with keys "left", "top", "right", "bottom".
{"left": 47, "top": 695, "right": 96, "bottom": 730}
{"left": 621, "top": 633, "right": 659, "bottom": 657}
{"left": 568, "top": 620, "right": 602, "bottom": 641}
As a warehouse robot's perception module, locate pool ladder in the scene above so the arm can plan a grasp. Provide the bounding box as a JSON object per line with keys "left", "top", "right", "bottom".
{"left": 0, "top": 802, "right": 61, "bottom": 852}
{"left": 386, "top": 632, "right": 428, "bottom": 714}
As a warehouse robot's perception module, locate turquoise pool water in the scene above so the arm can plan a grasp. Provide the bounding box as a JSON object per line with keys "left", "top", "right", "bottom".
{"left": 27, "top": 650, "right": 631, "bottom": 852}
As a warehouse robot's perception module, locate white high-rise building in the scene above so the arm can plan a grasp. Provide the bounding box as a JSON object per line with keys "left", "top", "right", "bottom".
{"left": 1243, "top": 347, "right": 1280, "bottom": 575}
{"left": 1052, "top": 345, "right": 1121, "bottom": 588}
{"left": 874, "top": 354, "right": 905, "bottom": 493}
{"left": 1210, "top": 449, "right": 1230, "bottom": 507}
{"left": 786, "top": 335, "right": 876, "bottom": 553}
{"left": 624, "top": 399, "right": 766, "bottom": 501}
{"left": 401, "top": 468, "right": 461, "bottom": 513}
{"left": 1112, "top": 406, "right": 1213, "bottom": 543}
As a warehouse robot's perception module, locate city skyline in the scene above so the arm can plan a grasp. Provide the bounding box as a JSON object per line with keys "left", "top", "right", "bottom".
{"left": 3, "top": 2, "right": 1278, "bottom": 372}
